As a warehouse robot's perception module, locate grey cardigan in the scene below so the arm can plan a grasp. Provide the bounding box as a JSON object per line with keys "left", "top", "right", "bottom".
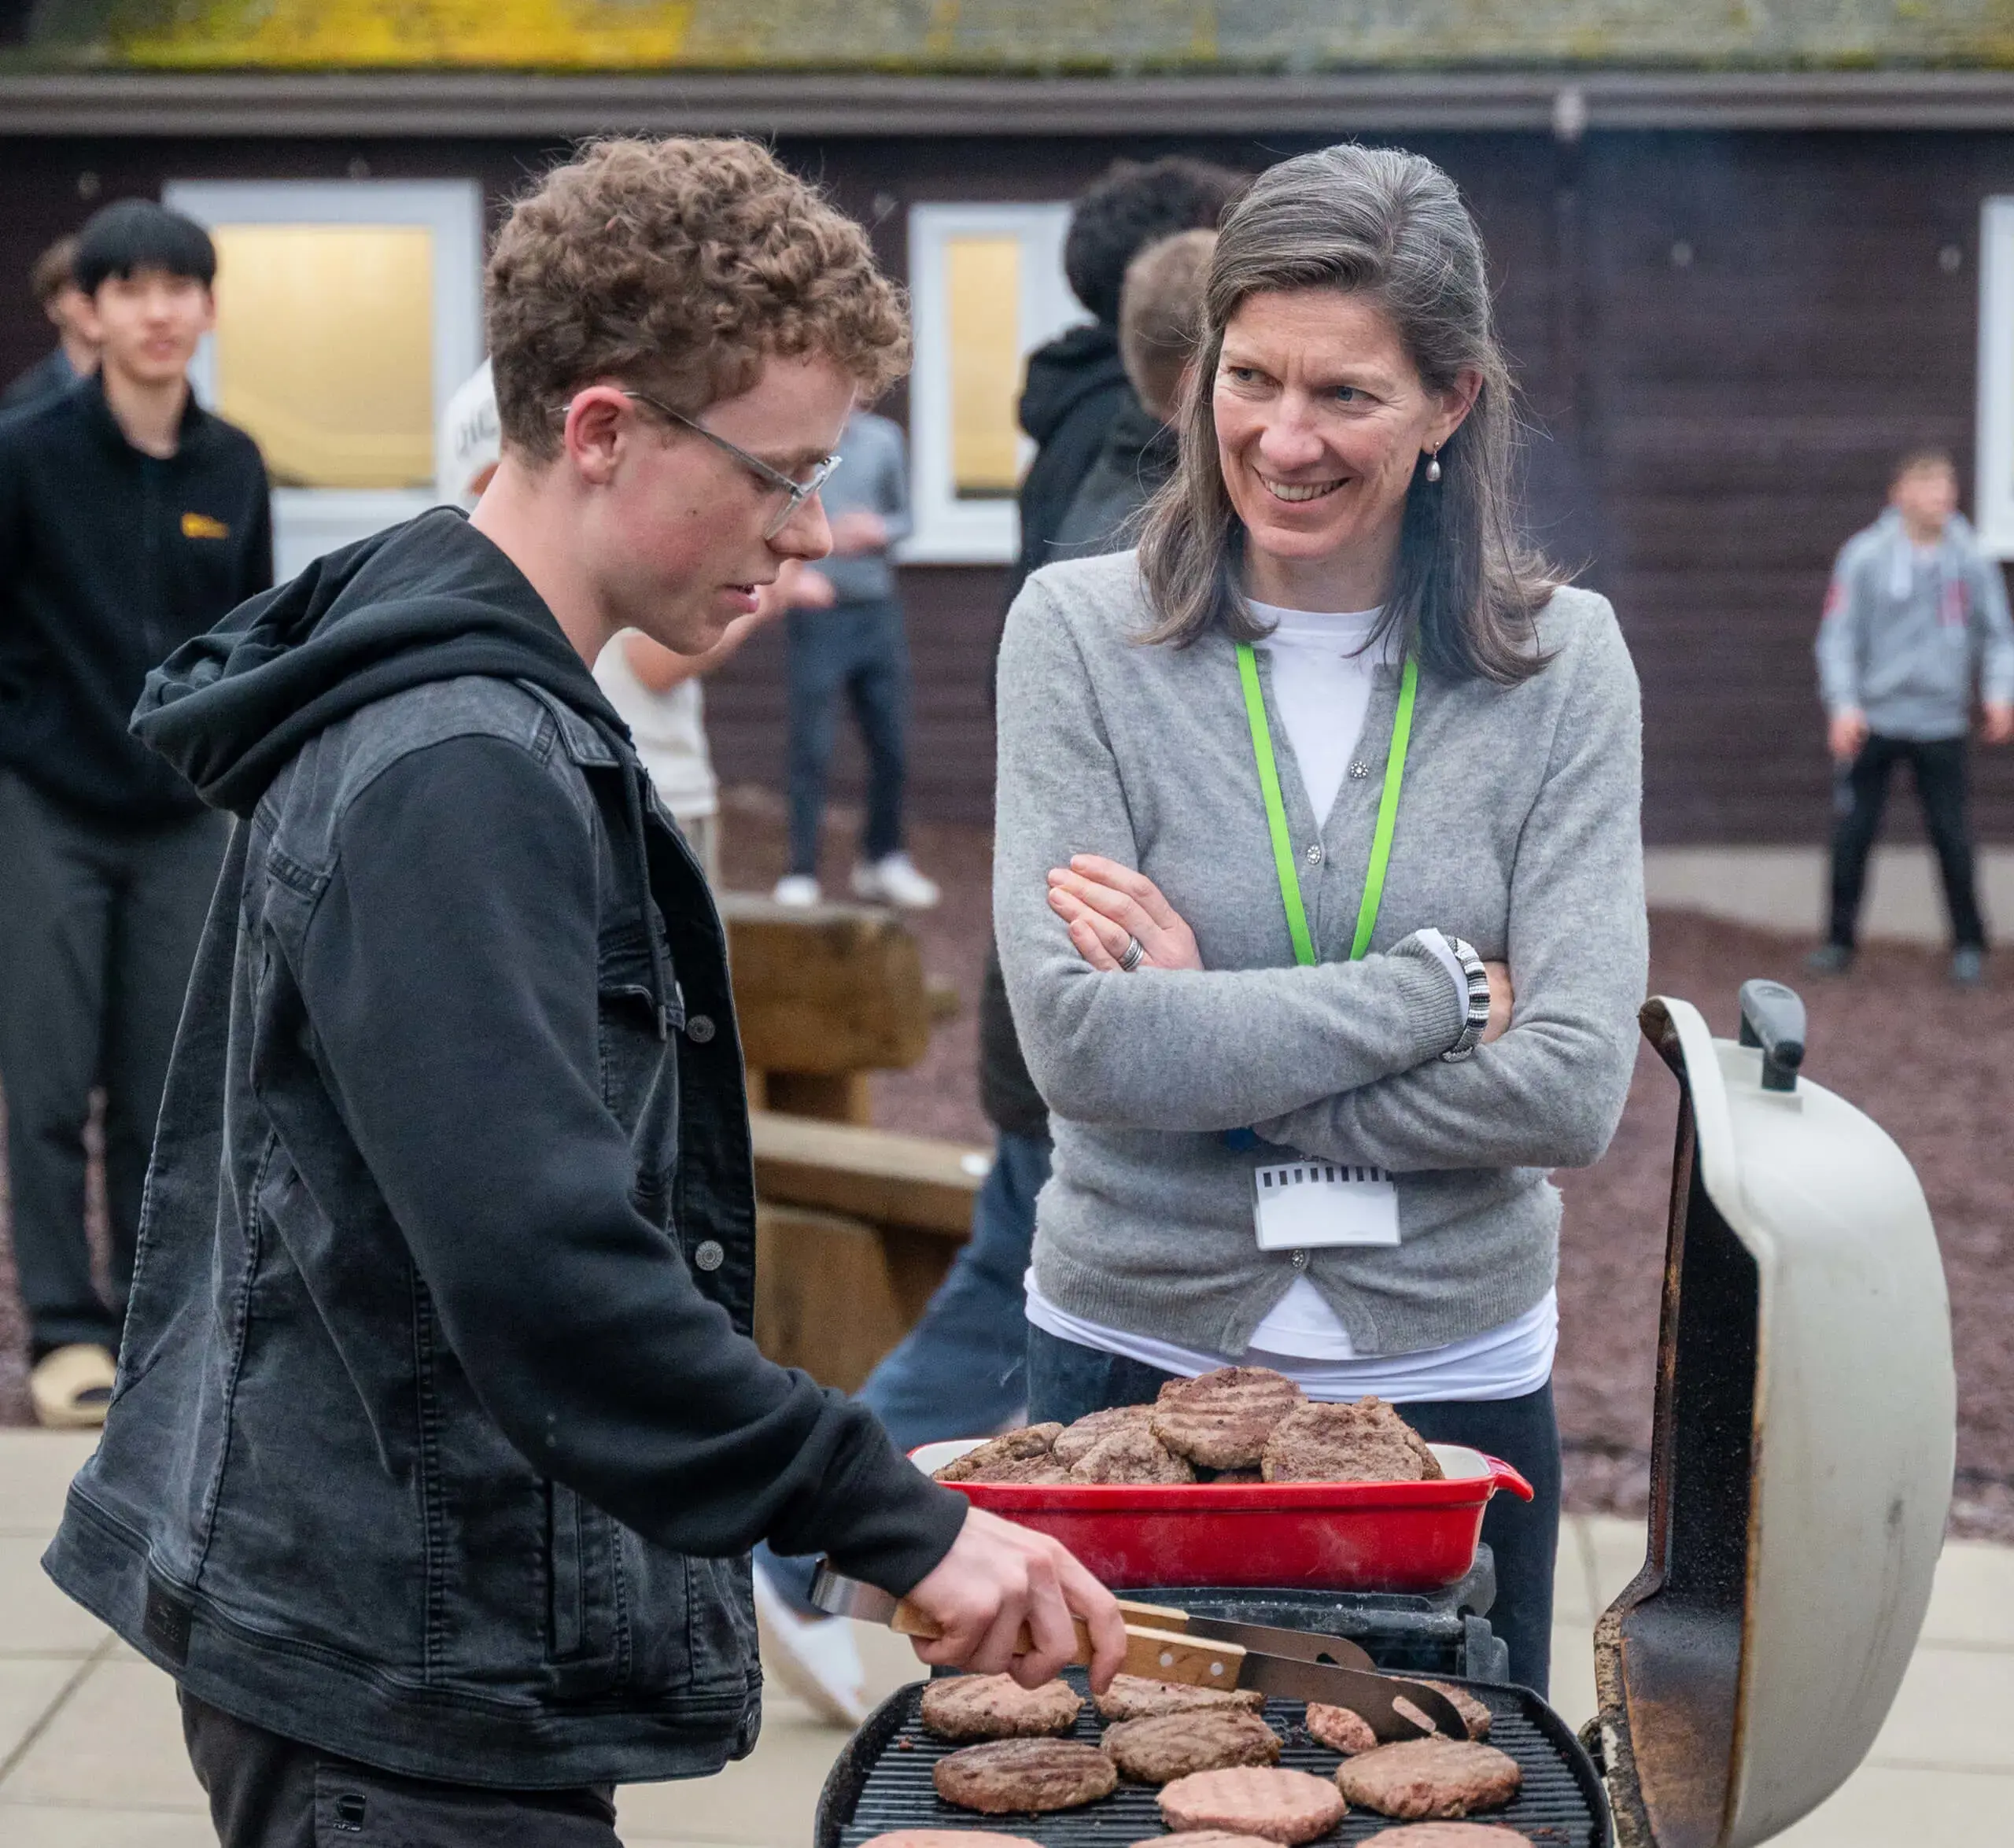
{"left": 994, "top": 551, "right": 1647, "bottom": 1359}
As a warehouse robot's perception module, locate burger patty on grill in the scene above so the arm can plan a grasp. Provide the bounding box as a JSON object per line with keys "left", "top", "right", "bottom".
{"left": 1068, "top": 1423, "right": 1196, "bottom": 1484}
{"left": 1156, "top": 1765, "right": 1349, "bottom": 1843}
{"left": 1151, "top": 1367, "right": 1308, "bottom": 1470}
{"left": 931, "top": 1425, "right": 1064, "bottom": 1483}
{"left": 1094, "top": 1674, "right": 1269, "bottom": 1721}
{"left": 1053, "top": 1405, "right": 1156, "bottom": 1468}
{"left": 1132, "top": 1834, "right": 1289, "bottom": 1848}
{"left": 932, "top": 1739, "right": 1119, "bottom": 1814}
{"left": 919, "top": 1674, "right": 1083, "bottom": 1741}
{"left": 1357, "top": 1826, "right": 1531, "bottom": 1846}
{"left": 1103, "top": 1710, "right": 1282, "bottom": 1783}
{"left": 860, "top": 1833, "right": 1047, "bottom": 1848}
{"left": 1260, "top": 1398, "right": 1444, "bottom": 1485}
{"left": 1335, "top": 1739, "right": 1522, "bottom": 1820}
{"left": 1410, "top": 1682, "right": 1492, "bottom": 1741}
{"left": 1304, "top": 1701, "right": 1378, "bottom": 1755}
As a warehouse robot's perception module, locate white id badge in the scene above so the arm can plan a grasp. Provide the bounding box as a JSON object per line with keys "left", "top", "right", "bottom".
{"left": 1252, "top": 1156, "right": 1400, "bottom": 1249}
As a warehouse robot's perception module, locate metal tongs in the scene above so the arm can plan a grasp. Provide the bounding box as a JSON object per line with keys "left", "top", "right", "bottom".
{"left": 810, "top": 1564, "right": 1471, "bottom": 1742}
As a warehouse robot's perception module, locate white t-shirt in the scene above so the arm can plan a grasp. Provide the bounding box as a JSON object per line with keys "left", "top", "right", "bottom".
{"left": 592, "top": 635, "right": 718, "bottom": 821}
{"left": 1023, "top": 598, "right": 1556, "bottom": 1400}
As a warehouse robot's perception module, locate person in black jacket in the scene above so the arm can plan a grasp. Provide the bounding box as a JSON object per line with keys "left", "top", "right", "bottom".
{"left": 0, "top": 200, "right": 271, "bottom": 1428}
{"left": 1003, "top": 157, "right": 1246, "bottom": 613}
{"left": 42, "top": 138, "right": 1120, "bottom": 1848}
{"left": 2, "top": 234, "right": 99, "bottom": 411}
{"left": 1052, "top": 228, "right": 1216, "bottom": 559}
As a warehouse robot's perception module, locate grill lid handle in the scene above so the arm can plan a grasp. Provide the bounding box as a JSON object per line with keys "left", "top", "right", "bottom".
{"left": 1737, "top": 979, "right": 1806, "bottom": 1092}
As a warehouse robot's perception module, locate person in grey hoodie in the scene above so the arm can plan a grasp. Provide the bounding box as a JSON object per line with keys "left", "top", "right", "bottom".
{"left": 994, "top": 146, "right": 1647, "bottom": 1699}
{"left": 1812, "top": 448, "right": 2014, "bottom": 985}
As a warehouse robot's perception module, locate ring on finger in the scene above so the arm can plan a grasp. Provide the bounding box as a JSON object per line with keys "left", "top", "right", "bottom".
{"left": 1118, "top": 935, "right": 1145, "bottom": 972}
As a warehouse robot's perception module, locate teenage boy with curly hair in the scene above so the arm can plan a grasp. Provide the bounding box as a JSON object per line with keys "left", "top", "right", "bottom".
{"left": 45, "top": 138, "right": 1120, "bottom": 1847}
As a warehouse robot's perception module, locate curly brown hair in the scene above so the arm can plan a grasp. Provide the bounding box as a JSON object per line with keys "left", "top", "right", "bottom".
{"left": 487, "top": 137, "right": 909, "bottom": 461}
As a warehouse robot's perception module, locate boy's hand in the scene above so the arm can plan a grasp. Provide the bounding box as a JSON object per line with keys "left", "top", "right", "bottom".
{"left": 1828, "top": 708, "right": 1869, "bottom": 762}
{"left": 830, "top": 510, "right": 890, "bottom": 555}
{"left": 902, "top": 1507, "right": 1127, "bottom": 1692}
{"left": 1983, "top": 700, "right": 2014, "bottom": 745}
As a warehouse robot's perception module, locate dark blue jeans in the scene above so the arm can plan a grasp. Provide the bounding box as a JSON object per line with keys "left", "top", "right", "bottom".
{"left": 785, "top": 598, "right": 910, "bottom": 877}
{"left": 759, "top": 1131, "right": 1053, "bottom": 1613}
{"left": 1025, "top": 1326, "right": 1562, "bottom": 1698}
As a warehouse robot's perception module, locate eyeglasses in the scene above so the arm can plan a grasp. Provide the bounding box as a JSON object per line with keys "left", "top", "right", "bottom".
{"left": 610, "top": 389, "right": 841, "bottom": 540}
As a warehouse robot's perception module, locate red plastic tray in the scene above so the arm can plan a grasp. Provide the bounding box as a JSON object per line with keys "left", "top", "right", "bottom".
{"left": 911, "top": 1440, "right": 1533, "bottom": 1592}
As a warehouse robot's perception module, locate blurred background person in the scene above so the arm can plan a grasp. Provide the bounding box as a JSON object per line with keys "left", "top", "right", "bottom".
{"left": 437, "top": 358, "right": 779, "bottom": 883}
{"left": 0, "top": 199, "right": 270, "bottom": 1428}
{"left": 1053, "top": 227, "right": 1216, "bottom": 557}
{"left": 1811, "top": 447, "right": 2014, "bottom": 986}
{"left": 1003, "top": 156, "right": 1245, "bottom": 609}
{"left": 773, "top": 400, "right": 939, "bottom": 909}
{"left": 3, "top": 234, "right": 99, "bottom": 411}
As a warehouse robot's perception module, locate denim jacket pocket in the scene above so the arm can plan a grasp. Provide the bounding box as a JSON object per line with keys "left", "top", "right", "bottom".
{"left": 543, "top": 1479, "right": 624, "bottom": 1696}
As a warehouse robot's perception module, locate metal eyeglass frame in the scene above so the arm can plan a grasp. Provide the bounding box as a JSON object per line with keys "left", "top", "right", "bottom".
{"left": 607, "top": 388, "right": 842, "bottom": 540}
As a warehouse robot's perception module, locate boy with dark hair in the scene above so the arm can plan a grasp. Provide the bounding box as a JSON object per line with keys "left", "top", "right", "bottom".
{"left": 1812, "top": 448, "right": 2014, "bottom": 985}
{"left": 0, "top": 197, "right": 269, "bottom": 1428}
{"left": 43, "top": 137, "right": 1119, "bottom": 1847}
{"left": 2, "top": 233, "right": 99, "bottom": 409}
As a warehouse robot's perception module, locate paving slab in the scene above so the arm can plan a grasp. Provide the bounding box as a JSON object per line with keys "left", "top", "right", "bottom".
{"left": 0, "top": 1658, "right": 89, "bottom": 1767}
{"left": 0, "top": 1805, "right": 219, "bottom": 1847}
{"left": 1551, "top": 1514, "right": 1596, "bottom": 1625}
{"left": 1867, "top": 1642, "right": 2014, "bottom": 1772}
{"left": 2, "top": 1658, "right": 204, "bottom": 1810}
{"left": 1547, "top": 1619, "right": 1599, "bottom": 1732}
{"left": 0, "top": 1537, "right": 108, "bottom": 1658}
{"left": 1920, "top": 1538, "right": 2014, "bottom": 1650}
{"left": 1769, "top": 1762, "right": 2014, "bottom": 1845}
{"left": 1583, "top": 1514, "right": 1651, "bottom": 1614}
{"left": 0, "top": 1435, "right": 98, "bottom": 1539}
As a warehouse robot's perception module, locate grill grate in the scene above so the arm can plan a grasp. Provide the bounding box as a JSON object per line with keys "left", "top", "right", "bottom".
{"left": 817, "top": 1669, "right": 1610, "bottom": 1848}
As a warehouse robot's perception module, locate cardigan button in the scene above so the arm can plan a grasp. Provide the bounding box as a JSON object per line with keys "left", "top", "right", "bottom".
{"left": 1304, "top": 843, "right": 1323, "bottom": 865}
{"left": 694, "top": 1239, "right": 725, "bottom": 1272}
{"left": 1291, "top": 1248, "right": 1310, "bottom": 1271}
{"left": 686, "top": 1014, "right": 716, "bottom": 1044}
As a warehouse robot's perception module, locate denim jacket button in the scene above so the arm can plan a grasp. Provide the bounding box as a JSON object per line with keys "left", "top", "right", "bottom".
{"left": 685, "top": 1014, "right": 716, "bottom": 1044}
{"left": 694, "top": 1239, "right": 725, "bottom": 1272}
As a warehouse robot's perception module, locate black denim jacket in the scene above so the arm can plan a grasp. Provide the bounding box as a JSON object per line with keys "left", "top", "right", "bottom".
{"left": 43, "top": 511, "right": 964, "bottom": 1788}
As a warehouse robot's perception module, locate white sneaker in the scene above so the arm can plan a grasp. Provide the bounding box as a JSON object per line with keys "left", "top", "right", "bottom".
{"left": 772, "top": 874, "right": 822, "bottom": 909}
{"left": 851, "top": 853, "right": 940, "bottom": 910}
{"left": 751, "top": 1561, "right": 869, "bottom": 1728}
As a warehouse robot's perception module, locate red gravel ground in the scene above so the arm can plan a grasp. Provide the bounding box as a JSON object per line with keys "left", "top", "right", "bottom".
{"left": 5, "top": 796, "right": 2008, "bottom": 1541}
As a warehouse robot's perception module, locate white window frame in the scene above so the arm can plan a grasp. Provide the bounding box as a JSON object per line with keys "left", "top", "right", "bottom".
{"left": 1977, "top": 198, "right": 2014, "bottom": 557}
{"left": 163, "top": 179, "right": 484, "bottom": 580}
{"left": 903, "top": 202, "right": 1087, "bottom": 564}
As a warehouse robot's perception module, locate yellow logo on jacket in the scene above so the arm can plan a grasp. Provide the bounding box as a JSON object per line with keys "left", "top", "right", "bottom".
{"left": 181, "top": 511, "right": 230, "bottom": 540}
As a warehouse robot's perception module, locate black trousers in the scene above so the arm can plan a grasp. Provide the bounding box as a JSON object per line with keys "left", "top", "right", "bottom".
{"left": 0, "top": 770, "right": 227, "bottom": 1356}
{"left": 1828, "top": 733, "right": 1985, "bottom": 950}
{"left": 181, "top": 1691, "right": 622, "bottom": 1847}
{"left": 784, "top": 598, "right": 909, "bottom": 876}
{"left": 1025, "top": 1326, "right": 1562, "bottom": 1699}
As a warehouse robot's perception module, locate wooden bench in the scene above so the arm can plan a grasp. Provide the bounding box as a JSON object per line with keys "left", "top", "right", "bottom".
{"left": 721, "top": 897, "right": 988, "bottom": 1389}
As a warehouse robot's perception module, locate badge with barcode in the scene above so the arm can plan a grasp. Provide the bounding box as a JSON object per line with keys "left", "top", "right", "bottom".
{"left": 1252, "top": 1156, "right": 1400, "bottom": 1249}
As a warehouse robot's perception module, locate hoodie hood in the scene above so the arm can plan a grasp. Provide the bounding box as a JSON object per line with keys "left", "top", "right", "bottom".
{"left": 135, "top": 507, "right": 625, "bottom": 818}
{"left": 1018, "top": 321, "right": 1127, "bottom": 446}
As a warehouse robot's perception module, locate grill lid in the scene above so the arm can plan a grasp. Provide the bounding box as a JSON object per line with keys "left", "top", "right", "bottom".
{"left": 1594, "top": 983, "right": 1953, "bottom": 1848}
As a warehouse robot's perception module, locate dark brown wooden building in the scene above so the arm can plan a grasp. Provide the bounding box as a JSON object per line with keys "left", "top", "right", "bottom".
{"left": 6, "top": 6, "right": 2014, "bottom": 845}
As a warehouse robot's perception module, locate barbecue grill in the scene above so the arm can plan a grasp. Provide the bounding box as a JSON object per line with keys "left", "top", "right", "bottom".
{"left": 814, "top": 981, "right": 1955, "bottom": 1848}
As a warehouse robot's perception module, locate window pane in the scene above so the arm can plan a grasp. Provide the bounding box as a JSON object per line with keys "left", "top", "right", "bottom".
{"left": 212, "top": 224, "right": 434, "bottom": 489}
{"left": 946, "top": 235, "right": 1022, "bottom": 500}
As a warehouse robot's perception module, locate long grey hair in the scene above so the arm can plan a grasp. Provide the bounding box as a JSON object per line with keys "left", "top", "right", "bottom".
{"left": 1137, "top": 143, "right": 1556, "bottom": 683}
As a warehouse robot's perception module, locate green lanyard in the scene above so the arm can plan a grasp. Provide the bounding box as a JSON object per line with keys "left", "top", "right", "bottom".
{"left": 1234, "top": 641, "right": 1418, "bottom": 965}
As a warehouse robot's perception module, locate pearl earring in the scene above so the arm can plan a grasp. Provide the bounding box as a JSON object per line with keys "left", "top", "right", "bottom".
{"left": 1425, "top": 448, "right": 1442, "bottom": 483}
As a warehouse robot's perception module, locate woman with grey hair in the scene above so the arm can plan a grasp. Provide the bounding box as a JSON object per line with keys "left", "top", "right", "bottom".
{"left": 993, "top": 144, "right": 1647, "bottom": 1694}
